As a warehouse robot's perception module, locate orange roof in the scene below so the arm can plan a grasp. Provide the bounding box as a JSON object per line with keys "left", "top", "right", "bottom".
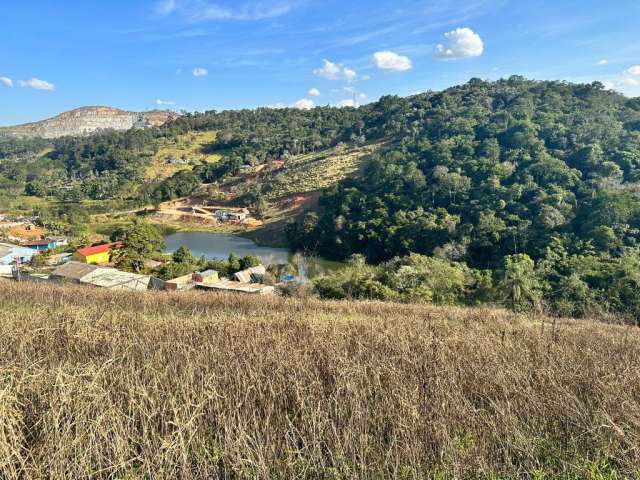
{"left": 75, "top": 242, "right": 122, "bottom": 257}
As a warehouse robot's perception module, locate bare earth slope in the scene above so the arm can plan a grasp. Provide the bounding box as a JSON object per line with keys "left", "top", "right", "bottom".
{"left": 0, "top": 106, "right": 177, "bottom": 139}
{"left": 0, "top": 280, "right": 639, "bottom": 478}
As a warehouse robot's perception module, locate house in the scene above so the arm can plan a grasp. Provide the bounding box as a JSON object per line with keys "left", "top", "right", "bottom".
{"left": 214, "top": 209, "right": 248, "bottom": 223}
{"left": 47, "top": 253, "right": 73, "bottom": 267}
{"left": 48, "top": 236, "right": 69, "bottom": 247}
{"left": 234, "top": 265, "right": 266, "bottom": 284}
{"left": 192, "top": 270, "right": 219, "bottom": 284}
{"left": 23, "top": 236, "right": 68, "bottom": 250}
{"left": 51, "top": 261, "right": 100, "bottom": 283}
{"left": 72, "top": 242, "right": 122, "bottom": 265}
{"left": 22, "top": 239, "right": 57, "bottom": 251}
{"left": 79, "top": 268, "right": 165, "bottom": 292}
{"left": 196, "top": 280, "right": 275, "bottom": 295}
{"left": 165, "top": 273, "right": 196, "bottom": 291}
{"left": 0, "top": 243, "right": 38, "bottom": 266}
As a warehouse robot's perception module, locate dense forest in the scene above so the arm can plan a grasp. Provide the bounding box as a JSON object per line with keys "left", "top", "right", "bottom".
{"left": 3, "top": 76, "right": 640, "bottom": 317}
{"left": 287, "top": 77, "right": 640, "bottom": 317}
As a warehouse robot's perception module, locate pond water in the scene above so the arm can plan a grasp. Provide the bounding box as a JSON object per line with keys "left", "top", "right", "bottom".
{"left": 164, "top": 232, "right": 292, "bottom": 265}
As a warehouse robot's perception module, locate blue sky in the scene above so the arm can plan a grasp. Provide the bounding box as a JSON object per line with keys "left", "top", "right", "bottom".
{"left": 1, "top": 0, "right": 640, "bottom": 126}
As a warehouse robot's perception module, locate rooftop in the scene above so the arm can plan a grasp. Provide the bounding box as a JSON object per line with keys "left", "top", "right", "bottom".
{"left": 75, "top": 242, "right": 122, "bottom": 257}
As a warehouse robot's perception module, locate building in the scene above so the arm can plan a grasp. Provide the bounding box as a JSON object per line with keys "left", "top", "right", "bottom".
{"left": 79, "top": 268, "right": 165, "bottom": 292}
{"left": 192, "top": 270, "right": 219, "bottom": 284}
{"left": 165, "top": 273, "right": 196, "bottom": 291}
{"left": 196, "top": 280, "right": 275, "bottom": 295}
{"left": 0, "top": 243, "right": 38, "bottom": 265}
{"left": 51, "top": 261, "right": 164, "bottom": 291}
{"left": 234, "top": 265, "right": 266, "bottom": 284}
{"left": 214, "top": 209, "right": 248, "bottom": 223}
{"left": 51, "top": 262, "right": 100, "bottom": 283}
{"left": 47, "top": 253, "right": 73, "bottom": 267}
{"left": 48, "top": 236, "right": 69, "bottom": 247}
{"left": 72, "top": 242, "right": 122, "bottom": 265}
{"left": 22, "top": 239, "right": 57, "bottom": 251}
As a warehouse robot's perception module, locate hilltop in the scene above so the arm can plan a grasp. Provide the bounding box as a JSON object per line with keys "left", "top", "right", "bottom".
{"left": 0, "top": 280, "right": 638, "bottom": 478}
{"left": 0, "top": 106, "right": 177, "bottom": 139}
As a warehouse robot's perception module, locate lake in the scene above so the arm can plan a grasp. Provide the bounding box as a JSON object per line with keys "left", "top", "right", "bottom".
{"left": 165, "top": 232, "right": 292, "bottom": 265}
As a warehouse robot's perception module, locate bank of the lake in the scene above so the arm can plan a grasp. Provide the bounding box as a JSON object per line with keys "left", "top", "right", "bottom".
{"left": 165, "top": 232, "right": 291, "bottom": 265}
{"left": 164, "top": 231, "right": 343, "bottom": 271}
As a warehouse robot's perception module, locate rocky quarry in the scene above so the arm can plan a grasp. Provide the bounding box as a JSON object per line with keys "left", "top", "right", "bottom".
{"left": 0, "top": 106, "right": 178, "bottom": 139}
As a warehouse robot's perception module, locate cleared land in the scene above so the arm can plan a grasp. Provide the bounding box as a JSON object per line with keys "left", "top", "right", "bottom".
{"left": 145, "top": 131, "right": 222, "bottom": 180}
{"left": 0, "top": 281, "right": 639, "bottom": 479}
{"left": 261, "top": 142, "right": 382, "bottom": 200}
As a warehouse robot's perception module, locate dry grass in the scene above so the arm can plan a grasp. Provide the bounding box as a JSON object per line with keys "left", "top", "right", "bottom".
{"left": 146, "top": 131, "right": 221, "bottom": 180}
{"left": 0, "top": 280, "right": 639, "bottom": 479}
{"left": 262, "top": 143, "right": 381, "bottom": 199}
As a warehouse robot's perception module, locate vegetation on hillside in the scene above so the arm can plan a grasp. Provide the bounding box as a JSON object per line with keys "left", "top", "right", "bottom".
{"left": 287, "top": 78, "right": 640, "bottom": 318}
{"left": 0, "top": 280, "right": 639, "bottom": 479}
{"left": 3, "top": 77, "right": 640, "bottom": 318}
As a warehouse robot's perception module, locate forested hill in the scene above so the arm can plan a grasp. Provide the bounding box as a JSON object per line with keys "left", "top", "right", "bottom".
{"left": 2, "top": 76, "right": 640, "bottom": 316}
{"left": 289, "top": 77, "right": 640, "bottom": 266}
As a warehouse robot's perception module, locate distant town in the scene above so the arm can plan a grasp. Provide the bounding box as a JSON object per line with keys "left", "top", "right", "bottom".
{"left": 0, "top": 213, "right": 280, "bottom": 295}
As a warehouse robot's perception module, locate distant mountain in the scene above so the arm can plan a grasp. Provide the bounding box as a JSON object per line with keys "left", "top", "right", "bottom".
{"left": 0, "top": 106, "right": 178, "bottom": 139}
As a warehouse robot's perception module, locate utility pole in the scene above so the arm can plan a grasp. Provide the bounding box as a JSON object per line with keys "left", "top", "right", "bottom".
{"left": 14, "top": 256, "right": 21, "bottom": 282}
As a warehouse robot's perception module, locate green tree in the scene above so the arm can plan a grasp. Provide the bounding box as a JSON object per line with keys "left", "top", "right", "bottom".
{"left": 499, "top": 254, "right": 542, "bottom": 313}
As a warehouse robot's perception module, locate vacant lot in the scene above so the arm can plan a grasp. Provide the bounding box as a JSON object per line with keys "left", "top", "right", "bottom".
{"left": 0, "top": 281, "right": 638, "bottom": 479}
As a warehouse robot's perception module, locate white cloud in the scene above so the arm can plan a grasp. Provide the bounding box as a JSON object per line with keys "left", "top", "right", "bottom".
{"left": 359, "top": 92, "right": 367, "bottom": 100}
{"left": 155, "top": 0, "right": 177, "bottom": 15}
{"left": 619, "top": 65, "right": 640, "bottom": 87}
{"left": 434, "top": 27, "right": 484, "bottom": 60}
{"left": 192, "top": 67, "right": 208, "bottom": 77}
{"left": 313, "top": 59, "right": 341, "bottom": 80}
{"left": 308, "top": 88, "right": 320, "bottom": 97}
{"left": 313, "top": 59, "right": 357, "bottom": 81}
{"left": 373, "top": 51, "right": 412, "bottom": 72}
{"left": 343, "top": 67, "right": 357, "bottom": 82}
{"left": 293, "top": 98, "right": 315, "bottom": 110}
{"left": 156, "top": 99, "right": 176, "bottom": 106}
{"left": 626, "top": 65, "right": 640, "bottom": 76}
{"left": 157, "top": 0, "right": 299, "bottom": 22}
{"left": 361, "top": 75, "right": 371, "bottom": 81}
{"left": 176, "top": 68, "right": 183, "bottom": 74}
{"left": 18, "top": 78, "right": 55, "bottom": 91}
{"left": 0, "top": 76, "right": 13, "bottom": 87}
{"left": 597, "top": 59, "right": 608, "bottom": 66}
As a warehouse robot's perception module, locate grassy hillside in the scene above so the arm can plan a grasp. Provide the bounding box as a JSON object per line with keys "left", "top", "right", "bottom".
{"left": 1, "top": 280, "right": 639, "bottom": 479}
{"left": 146, "top": 131, "right": 222, "bottom": 180}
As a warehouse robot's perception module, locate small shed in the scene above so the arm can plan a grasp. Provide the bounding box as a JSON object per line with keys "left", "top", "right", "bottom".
{"left": 51, "top": 261, "right": 100, "bottom": 283}
{"left": 234, "top": 265, "right": 266, "bottom": 284}
{"left": 80, "top": 268, "right": 165, "bottom": 292}
{"left": 192, "top": 270, "right": 219, "bottom": 284}
{"left": 165, "top": 273, "right": 196, "bottom": 291}
{"left": 196, "top": 280, "right": 275, "bottom": 295}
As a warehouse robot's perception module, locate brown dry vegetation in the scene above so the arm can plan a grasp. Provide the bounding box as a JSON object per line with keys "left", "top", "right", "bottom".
{"left": 0, "top": 280, "right": 639, "bottom": 479}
